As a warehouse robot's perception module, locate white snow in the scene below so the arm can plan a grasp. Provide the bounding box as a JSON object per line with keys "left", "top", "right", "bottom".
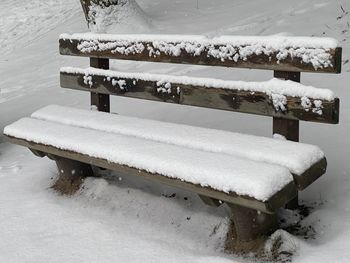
{"left": 312, "top": 100, "right": 323, "bottom": 115}
{"left": 83, "top": 75, "right": 93, "bottom": 87}
{"left": 0, "top": 144, "right": 232, "bottom": 263}
{"left": 4, "top": 117, "right": 293, "bottom": 201}
{"left": 60, "top": 33, "right": 338, "bottom": 70}
{"left": 32, "top": 105, "right": 324, "bottom": 175}
{"left": 61, "top": 67, "right": 336, "bottom": 101}
{"left": 271, "top": 93, "right": 288, "bottom": 112}
{"left": 0, "top": 0, "right": 79, "bottom": 56}
{"left": 1, "top": 0, "right": 350, "bottom": 262}
{"left": 301, "top": 96, "right": 312, "bottom": 112}
{"left": 60, "top": 33, "right": 338, "bottom": 49}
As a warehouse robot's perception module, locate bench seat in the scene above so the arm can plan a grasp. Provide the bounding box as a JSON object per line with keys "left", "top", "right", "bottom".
{"left": 31, "top": 105, "right": 326, "bottom": 189}
{"left": 4, "top": 114, "right": 294, "bottom": 198}
{"left": 5, "top": 105, "right": 326, "bottom": 212}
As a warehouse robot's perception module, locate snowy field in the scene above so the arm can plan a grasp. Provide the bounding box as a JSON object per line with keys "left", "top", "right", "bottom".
{"left": 1, "top": 0, "right": 350, "bottom": 262}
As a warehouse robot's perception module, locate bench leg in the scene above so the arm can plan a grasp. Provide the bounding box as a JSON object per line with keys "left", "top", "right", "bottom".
{"left": 285, "top": 194, "right": 299, "bottom": 210}
{"left": 225, "top": 203, "right": 278, "bottom": 254}
{"left": 52, "top": 157, "right": 94, "bottom": 195}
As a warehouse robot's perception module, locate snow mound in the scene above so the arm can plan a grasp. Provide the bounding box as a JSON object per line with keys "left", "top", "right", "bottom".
{"left": 265, "top": 230, "right": 299, "bottom": 261}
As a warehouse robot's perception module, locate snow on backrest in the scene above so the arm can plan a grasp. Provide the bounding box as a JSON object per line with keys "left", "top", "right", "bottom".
{"left": 59, "top": 33, "right": 341, "bottom": 73}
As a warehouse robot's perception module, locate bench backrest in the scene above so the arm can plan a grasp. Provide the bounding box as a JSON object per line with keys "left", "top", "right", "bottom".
{"left": 59, "top": 33, "right": 341, "bottom": 141}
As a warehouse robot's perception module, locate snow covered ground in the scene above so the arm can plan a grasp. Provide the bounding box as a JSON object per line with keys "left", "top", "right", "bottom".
{"left": 1, "top": 0, "right": 350, "bottom": 262}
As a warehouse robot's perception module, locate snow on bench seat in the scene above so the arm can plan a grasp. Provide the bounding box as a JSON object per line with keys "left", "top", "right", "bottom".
{"left": 4, "top": 117, "right": 293, "bottom": 202}
{"left": 31, "top": 105, "right": 324, "bottom": 176}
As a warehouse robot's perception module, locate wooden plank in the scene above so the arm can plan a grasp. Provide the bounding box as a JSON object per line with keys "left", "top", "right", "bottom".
{"left": 59, "top": 38, "right": 342, "bottom": 73}
{"left": 295, "top": 157, "right": 327, "bottom": 190}
{"left": 90, "top": 58, "right": 110, "bottom": 112}
{"left": 5, "top": 135, "right": 298, "bottom": 214}
{"left": 60, "top": 71, "right": 340, "bottom": 124}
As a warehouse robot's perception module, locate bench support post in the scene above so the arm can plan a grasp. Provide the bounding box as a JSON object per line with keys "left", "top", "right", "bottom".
{"left": 273, "top": 71, "right": 301, "bottom": 209}
{"left": 52, "top": 157, "right": 94, "bottom": 195}
{"left": 225, "top": 203, "right": 278, "bottom": 253}
{"left": 90, "top": 58, "right": 110, "bottom": 112}
{"left": 273, "top": 118, "right": 299, "bottom": 142}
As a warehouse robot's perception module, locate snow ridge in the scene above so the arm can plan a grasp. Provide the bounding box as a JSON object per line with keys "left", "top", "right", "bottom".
{"left": 60, "top": 33, "right": 339, "bottom": 70}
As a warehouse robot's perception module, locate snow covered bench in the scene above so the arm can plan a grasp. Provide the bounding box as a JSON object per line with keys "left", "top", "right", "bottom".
{"left": 3, "top": 33, "right": 341, "bottom": 253}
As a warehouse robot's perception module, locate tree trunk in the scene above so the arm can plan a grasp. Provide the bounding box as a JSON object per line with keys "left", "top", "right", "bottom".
{"left": 80, "top": 0, "right": 90, "bottom": 22}
{"left": 80, "top": 0, "right": 142, "bottom": 27}
{"left": 80, "top": 0, "right": 124, "bottom": 20}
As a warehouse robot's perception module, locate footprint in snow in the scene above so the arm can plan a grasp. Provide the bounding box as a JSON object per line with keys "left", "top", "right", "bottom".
{"left": 0, "top": 164, "right": 22, "bottom": 176}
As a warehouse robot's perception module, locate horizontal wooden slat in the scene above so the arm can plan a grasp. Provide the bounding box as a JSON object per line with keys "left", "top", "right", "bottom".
{"left": 5, "top": 135, "right": 297, "bottom": 213}
{"left": 59, "top": 35, "right": 342, "bottom": 73}
{"left": 60, "top": 70, "right": 340, "bottom": 124}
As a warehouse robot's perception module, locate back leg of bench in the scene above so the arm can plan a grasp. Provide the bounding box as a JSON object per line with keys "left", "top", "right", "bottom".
{"left": 52, "top": 157, "right": 94, "bottom": 195}
{"left": 225, "top": 203, "right": 278, "bottom": 254}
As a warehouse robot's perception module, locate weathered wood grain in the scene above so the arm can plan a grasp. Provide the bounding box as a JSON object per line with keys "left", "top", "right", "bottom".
{"left": 60, "top": 71, "right": 340, "bottom": 124}
{"left": 5, "top": 135, "right": 297, "bottom": 214}
{"left": 59, "top": 38, "right": 342, "bottom": 73}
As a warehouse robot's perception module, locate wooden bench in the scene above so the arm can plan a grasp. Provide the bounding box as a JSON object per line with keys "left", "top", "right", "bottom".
{"left": 3, "top": 33, "right": 341, "bottom": 253}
